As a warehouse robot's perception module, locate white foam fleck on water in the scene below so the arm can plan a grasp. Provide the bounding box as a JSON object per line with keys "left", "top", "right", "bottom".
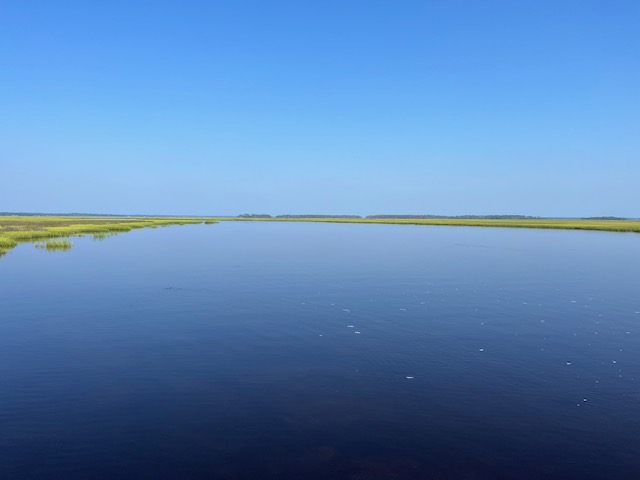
{"left": 342, "top": 309, "right": 351, "bottom": 313}
{"left": 479, "top": 348, "right": 484, "bottom": 352}
{"left": 406, "top": 376, "right": 414, "bottom": 379}
{"left": 566, "top": 361, "right": 572, "bottom": 365}
{"left": 354, "top": 331, "right": 361, "bottom": 334}
{"left": 347, "top": 325, "right": 354, "bottom": 328}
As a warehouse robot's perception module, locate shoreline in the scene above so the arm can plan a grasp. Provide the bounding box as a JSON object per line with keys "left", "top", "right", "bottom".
{"left": 0, "top": 216, "right": 217, "bottom": 257}
{"left": 2, "top": 215, "right": 638, "bottom": 258}
{"left": 215, "top": 217, "right": 640, "bottom": 233}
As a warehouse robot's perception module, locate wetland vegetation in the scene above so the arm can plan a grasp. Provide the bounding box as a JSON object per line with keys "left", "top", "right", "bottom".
{"left": 225, "top": 216, "right": 640, "bottom": 233}
{"left": 35, "top": 239, "right": 73, "bottom": 252}
{"left": 2, "top": 214, "right": 637, "bottom": 259}
{"left": 0, "top": 216, "right": 217, "bottom": 257}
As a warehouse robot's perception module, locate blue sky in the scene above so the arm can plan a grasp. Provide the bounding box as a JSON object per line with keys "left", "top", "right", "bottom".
{"left": 1, "top": 0, "right": 638, "bottom": 216}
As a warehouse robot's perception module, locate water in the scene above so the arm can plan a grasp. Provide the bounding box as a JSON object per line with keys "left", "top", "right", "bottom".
{"left": 1, "top": 222, "right": 639, "bottom": 479}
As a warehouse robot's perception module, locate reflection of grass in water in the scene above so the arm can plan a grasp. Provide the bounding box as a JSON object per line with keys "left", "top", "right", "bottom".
{"left": 35, "top": 239, "right": 73, "bottom": 251}
{"left": 92, "top": 232, "right": 119, "bottom": 241}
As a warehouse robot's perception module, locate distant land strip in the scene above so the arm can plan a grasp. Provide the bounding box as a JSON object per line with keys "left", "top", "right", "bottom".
{"left": 227, "top": 215, "right": 640, "bottom": 233}
{"left": 237, "top": 214, "right": 633, "bottom": 220}
{"left": 2, "top": 214, "right": 639, "bottom": 260}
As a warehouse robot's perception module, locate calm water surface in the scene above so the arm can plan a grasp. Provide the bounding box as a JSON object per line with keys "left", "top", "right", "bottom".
{"left": 1, "top": 222, "right": 639, "bottom": 479}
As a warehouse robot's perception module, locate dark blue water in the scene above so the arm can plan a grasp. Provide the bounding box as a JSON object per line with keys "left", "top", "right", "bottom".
{"left": 1, "top": 222, "right": 639, "bottom": 479}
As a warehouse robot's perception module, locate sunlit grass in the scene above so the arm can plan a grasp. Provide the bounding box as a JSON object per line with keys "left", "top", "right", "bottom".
{"left": 35, "top": 239, "right": 73, "bottom": 252}
{"left": 0, "top": 236, "right": 18, "bottom": 248}
{"left": 0, "top": 216, "right": 218, "bottom": 258}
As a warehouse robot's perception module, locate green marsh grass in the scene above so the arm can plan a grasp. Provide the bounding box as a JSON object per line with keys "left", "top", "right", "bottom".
{"left": 35, "top": 239, "right": 73, "bottom": 252}
{"left": 0, "top": 216, "right": 218, "bottom": 258}
{"left": 0, "top": 236, "right": 18, "bottom": 249}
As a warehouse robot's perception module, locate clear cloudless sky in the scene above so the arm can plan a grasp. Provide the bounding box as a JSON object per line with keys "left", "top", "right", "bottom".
{"left": 1, "top": 0, "right": 638, "bottom": 217}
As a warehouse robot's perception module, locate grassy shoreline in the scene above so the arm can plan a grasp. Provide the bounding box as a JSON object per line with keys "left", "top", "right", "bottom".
{"left": 2, "top": 215, "right": 637, "bottom": 257}
{"left": 216, "top": 217, "right": 640, "bottom": 233}
{"left": 0, "top": 216, "right": 217, "bottom": 257}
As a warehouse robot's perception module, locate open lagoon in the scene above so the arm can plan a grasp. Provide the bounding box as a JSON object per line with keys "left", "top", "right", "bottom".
{"left": 1, "top": 221, "right": 639, "bottom": 479}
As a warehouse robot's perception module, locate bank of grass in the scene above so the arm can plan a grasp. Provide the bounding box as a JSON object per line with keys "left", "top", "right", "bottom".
{"left": 3, "top": 215, "right": 637, "bottom": 258}
{"left": 35, "top": 239, "right": 73, "bottom": 252}
{"left": 0, "top": 216, "right": 217, "bottom": 257}
{"left": 0, "top": 236, "right": 17, "bottom": 257}
{"left": 219, "top": 217, "right": 640, "bottom": 233}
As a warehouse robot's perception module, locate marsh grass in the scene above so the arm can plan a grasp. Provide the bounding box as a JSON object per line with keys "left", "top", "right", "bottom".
{"left": 223, "top": 217, "right": 640, "bottom": 233}
{"left": 35, "top": 239, "right": 73, "bottom": 252}
{"left": 0, "top": 237, "right": 17, "bottom": 249}
{"left": 0, "top": 216, "right": 218, "bottom": 257}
